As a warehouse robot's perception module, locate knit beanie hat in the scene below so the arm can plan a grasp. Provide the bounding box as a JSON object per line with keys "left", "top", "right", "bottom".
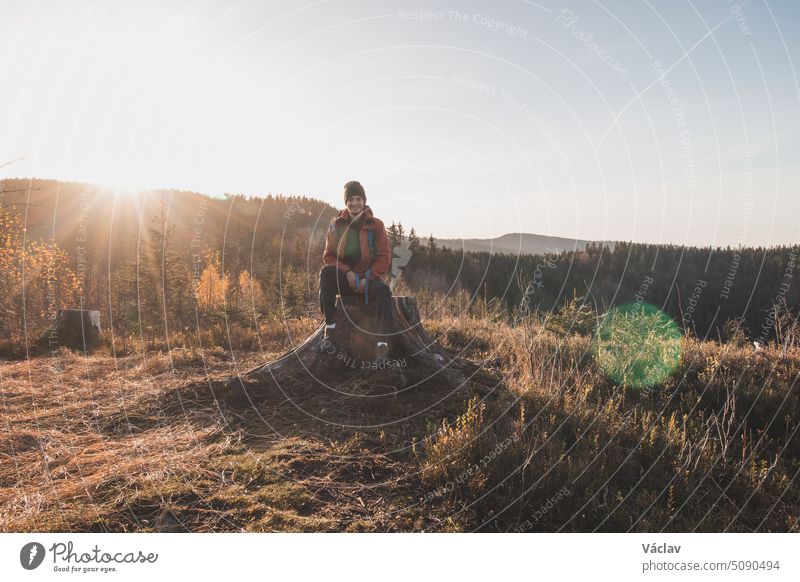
{"left": 344, "top": 180, "right": 366, "bottom": 203}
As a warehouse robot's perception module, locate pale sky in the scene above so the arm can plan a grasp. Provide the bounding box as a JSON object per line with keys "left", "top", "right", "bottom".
{"left": 1, "top": 0, "right": 798, "bottom": 246}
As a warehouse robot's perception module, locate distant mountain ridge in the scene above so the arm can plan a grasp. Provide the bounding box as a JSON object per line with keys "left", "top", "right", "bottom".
{"left": 435, "top": 232, "right": 616, "bottom": 256}
{"left": 2, "top": 179, "right": 614, "bottom": 259}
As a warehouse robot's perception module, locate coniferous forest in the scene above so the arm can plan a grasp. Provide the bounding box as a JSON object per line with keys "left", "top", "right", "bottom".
{"left": 1, "top": 179, "right": 796, "bottom": 353}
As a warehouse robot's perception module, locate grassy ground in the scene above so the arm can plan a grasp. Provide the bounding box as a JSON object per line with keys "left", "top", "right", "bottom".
{"left": 2, "top": 314, "right": 799, "bottom": 532}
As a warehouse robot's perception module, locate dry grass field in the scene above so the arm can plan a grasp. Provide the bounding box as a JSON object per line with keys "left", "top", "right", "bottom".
{"left": 2, "top": 312, "right": 799, "bottom": 532}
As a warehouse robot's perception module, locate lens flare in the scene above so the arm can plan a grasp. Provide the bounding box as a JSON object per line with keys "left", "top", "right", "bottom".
{"left": 593, "top": 302, "right": 683, "bottom": 389}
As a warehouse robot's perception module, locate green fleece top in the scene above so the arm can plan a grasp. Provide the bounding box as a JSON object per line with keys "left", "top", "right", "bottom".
{"left": 342, "top": 217, "right": 363, "bottom": 268}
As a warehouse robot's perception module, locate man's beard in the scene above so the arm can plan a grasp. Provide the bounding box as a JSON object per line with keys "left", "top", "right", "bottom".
{"left": 348, "top": 208, "right": 364, "bottom": 220}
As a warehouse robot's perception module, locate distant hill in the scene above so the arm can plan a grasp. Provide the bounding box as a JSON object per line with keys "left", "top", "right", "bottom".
{"left": 435, "top": 232, "right": 616, "bottom": 256}
{"left": 1, "top": 179, "right": 614, "bottom": 261}
{"left": 0, "top": 178, "right": 339, "bottom": 267}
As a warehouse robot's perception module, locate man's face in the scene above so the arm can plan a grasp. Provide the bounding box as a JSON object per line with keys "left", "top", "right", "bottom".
{"left": 346, "top": 195, "right": 365, "bottom": 217}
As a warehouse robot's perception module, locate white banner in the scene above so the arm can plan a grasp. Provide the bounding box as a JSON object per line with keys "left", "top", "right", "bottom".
{"left": 1, "top": 533, "right": 798, "bottom": 581}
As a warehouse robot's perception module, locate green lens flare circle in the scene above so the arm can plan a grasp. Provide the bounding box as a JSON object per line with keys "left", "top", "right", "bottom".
{"left": 592, "top": 302, "right": 683, "bottom": 389}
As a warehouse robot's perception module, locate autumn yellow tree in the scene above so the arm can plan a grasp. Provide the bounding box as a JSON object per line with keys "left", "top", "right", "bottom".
{"left": 195, "top": 257, "right": 228, "bottom": 313}
{"left": 0, "top": 206, "right": 80, "bottom": 342}
{"left": 235, "top": 270, "right": 266, "bottom": 318}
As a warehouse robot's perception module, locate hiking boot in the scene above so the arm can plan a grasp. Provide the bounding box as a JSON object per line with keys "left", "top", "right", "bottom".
{"left": 320, "top": 325, "right": 337, "bottom": 353}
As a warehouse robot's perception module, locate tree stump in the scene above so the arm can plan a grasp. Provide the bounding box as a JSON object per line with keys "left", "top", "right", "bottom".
{"left": 246, "top": 296, "right": 475, "bottom": 386}
{"left": 39, "top": 309, "right": 102, "bottom": 353}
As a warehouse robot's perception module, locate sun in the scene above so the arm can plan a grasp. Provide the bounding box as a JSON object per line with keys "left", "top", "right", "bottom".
{"left": 97, "top": 176, "right": 149, "bottom": 200}
{"left": 96, "top": 170, "right": 196, "bottom": 200}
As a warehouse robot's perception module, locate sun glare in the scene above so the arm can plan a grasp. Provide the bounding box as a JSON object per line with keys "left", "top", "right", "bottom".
{"left": 99, "top": 179, "right": 148, "bottom": 199}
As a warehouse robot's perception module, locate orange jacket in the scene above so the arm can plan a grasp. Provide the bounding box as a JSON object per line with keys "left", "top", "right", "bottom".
{"left": 323, "top": 206, "right": 390, "bottom": 280}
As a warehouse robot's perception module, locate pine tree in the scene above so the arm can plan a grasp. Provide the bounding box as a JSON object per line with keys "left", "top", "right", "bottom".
{"left": 427, "top": 234, "right": 437, "bottom": 254}
{"left": 387, "top": 222, "right": 402, "bottom": 249}
{"left": 408, "top": 228, "right": 421, "bottom": 252}
{"left": 139, "top": 192, "right": 191, "bottom": 337}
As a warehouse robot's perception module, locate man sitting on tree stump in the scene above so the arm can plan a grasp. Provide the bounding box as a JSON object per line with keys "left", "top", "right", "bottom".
{"left": 319, "top": 180, "right": 392, "bottom": 362}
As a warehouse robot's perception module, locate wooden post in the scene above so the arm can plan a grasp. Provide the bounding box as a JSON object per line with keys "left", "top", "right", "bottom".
{"left": 39, "top": 309, "right": 102, "bottom": 353}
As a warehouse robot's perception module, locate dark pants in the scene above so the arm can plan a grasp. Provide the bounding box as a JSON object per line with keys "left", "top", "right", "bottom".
{"left": 319, "top": 265, "right": 392, "bottom": 336}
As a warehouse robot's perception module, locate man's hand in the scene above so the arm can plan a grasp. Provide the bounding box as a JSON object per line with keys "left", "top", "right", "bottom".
{"left": 346, "top": 270, "right": 357, "bottom": 291}
{"left": 345, "top": 271, "right": 367, "bottom": 293}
